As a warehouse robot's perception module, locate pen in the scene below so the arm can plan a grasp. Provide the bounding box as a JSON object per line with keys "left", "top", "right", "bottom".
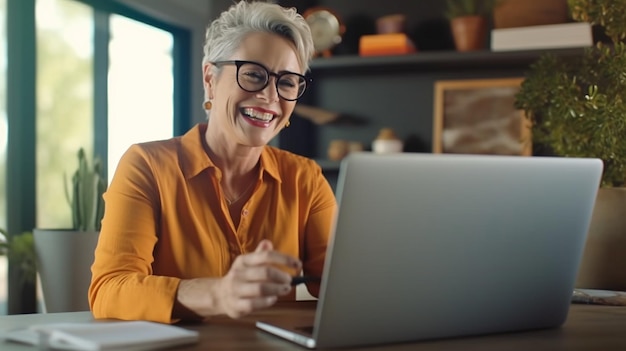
{"left": 291, "top": 275, "right": 321, "bottom": 286}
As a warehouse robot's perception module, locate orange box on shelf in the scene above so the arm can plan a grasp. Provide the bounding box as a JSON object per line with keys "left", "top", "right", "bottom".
{"left": 359, "top": 33, "right": 416, "bottom": 56}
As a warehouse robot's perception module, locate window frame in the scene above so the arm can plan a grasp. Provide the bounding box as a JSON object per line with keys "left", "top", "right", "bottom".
{"left": 5, "top": 0, "right": 190, "bottom": 314}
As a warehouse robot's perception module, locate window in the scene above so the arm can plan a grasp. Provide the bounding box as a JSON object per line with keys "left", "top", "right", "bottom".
{"left": 108, "top": 14, "right": 173, "bottom": 184}
{"left": 36, "top": 0, "right": 94, "bottom": 228}
{"left": 35, "top": 0, "right": 177, "bottom": 227}
{"left": 2, "top": 0, "right": 189, "bottom": 314}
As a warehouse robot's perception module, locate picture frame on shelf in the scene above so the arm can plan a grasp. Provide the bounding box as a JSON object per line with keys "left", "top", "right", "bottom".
{"left": 432, "top": 77, "right": 531, "bottom": 156}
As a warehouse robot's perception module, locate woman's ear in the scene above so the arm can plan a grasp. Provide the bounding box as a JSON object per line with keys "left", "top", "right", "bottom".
{"left": 203, "top": 63, "right": 214, "bottom": 95}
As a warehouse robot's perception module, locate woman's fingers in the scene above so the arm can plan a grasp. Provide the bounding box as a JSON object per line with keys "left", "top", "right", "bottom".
{"left": 218, "top": 241, "right": 302, "bottom": 318}
{"left": 233, "top": 280, "right": 292, "bottom": 298}
{"left": 235, "top": 264, "right": 292, "bottom": 284}
{"left": 239, "top": 248, "right": 302, "bottom": 270}
{"left": 228, "top": 265, "right": 292, "bottom": 297}
{"left": 254, "top": 239, "right": 273, "bottom": 252}
{"left": 219, "top": 273, "right": 291, "bottom": 318}
{"left": 245, "top": 239, "right": 302, "bottom": 270}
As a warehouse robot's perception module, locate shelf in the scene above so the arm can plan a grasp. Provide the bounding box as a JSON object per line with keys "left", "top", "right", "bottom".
{"left": 309, "top": 48, "right": 585, "bottom": 74}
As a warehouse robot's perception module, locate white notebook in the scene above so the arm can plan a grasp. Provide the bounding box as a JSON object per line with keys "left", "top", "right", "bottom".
{"left": 2, "top": 321, "right": 199, "bottom": 351}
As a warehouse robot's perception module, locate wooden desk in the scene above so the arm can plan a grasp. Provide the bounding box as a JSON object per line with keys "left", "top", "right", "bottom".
{"left": 1, "top": 302, "right": 625, "bottom": 350}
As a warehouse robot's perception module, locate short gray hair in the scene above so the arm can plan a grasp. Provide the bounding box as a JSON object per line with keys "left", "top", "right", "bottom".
{"left": 203, "top": 1, "right": 314, "bottom": 73}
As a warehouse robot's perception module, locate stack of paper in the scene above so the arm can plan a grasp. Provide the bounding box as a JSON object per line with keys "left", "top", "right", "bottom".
{"left": 2, "top": 321, "right": 199, "bottom": 350}
{"left": 491, "top": 22, "right": 593, "bottom": 51}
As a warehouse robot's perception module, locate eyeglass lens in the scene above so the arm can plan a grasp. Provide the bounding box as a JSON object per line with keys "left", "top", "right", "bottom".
{"left": 237, "top": 62, "right": 306, "bottom": 101}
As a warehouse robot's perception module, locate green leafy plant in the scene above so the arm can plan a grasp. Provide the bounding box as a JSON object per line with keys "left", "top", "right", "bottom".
{"left": 444, "top": 0, "right": 500, "bottom": 19}
{"left": 515, "top": 0, "right": 626, "bottom": 187}
{"left": 63, "top": 148, "right": 107, "bottom": 231}
{"left": 0, "top": 229, "right": 36, "bottom": 284}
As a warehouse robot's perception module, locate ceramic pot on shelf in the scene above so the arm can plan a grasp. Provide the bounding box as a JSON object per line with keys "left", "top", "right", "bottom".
{"left": 450, "top": 15, "right": 488, "bottom": 52}
{"left": 372, "top": 128, "right": 403, "bottom": 154}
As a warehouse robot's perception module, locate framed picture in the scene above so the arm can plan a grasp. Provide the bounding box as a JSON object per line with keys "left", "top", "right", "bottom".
{"left": 433, "top": 77, "right": 531, "bottom": 156}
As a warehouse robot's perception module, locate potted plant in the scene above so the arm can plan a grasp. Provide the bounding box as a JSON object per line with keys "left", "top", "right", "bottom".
{"left": 33, "top": 148, "right": 107, "bottom": 312}
{"left": 0, "top": 229, "right": 38, "bottom": 313}
{"left": 515, "top": 0, "right": 626, "bottom": 291}
{"left": 445, "top": 0, "right": 499, "bottom": 51}
{"left": 0, "top": 229, "right": 36, "bottom": 285}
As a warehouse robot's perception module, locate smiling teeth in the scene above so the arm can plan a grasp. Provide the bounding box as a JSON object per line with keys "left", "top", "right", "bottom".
{"left": 243, "top": 108, "right": 274, "bottom": 121}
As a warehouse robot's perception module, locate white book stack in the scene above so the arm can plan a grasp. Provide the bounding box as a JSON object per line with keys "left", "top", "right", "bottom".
{"left": 2, "top": 321, "right": 199, "bottom": 350}
{"left": 491, "top": 22, "right": 593, "bottom": 52}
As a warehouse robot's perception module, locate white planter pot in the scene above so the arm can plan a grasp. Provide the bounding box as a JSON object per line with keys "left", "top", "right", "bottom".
{"left": 33, "top": 229, "right": 99, "bottom": 313}
{"left": 576, "top": 187, "right": 626, "bottom": 291}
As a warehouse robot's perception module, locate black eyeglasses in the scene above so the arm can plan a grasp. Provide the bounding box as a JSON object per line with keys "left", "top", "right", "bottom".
{"left": 211, "top": 60, "right": 310, "bottom": 101}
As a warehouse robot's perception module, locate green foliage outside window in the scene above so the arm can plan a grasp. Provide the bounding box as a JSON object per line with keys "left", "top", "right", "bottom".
{"left": 0, "top": 229, "right": 36, "bottom": 285}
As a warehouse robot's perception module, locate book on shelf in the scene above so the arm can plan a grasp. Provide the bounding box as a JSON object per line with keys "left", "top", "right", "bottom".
{"left": 359, "top": 33, "right": 416, "bottom": 57}
{"left": 490, "top": 22, "right": 593, "bottom": 52}
{"left": 2, "top": 320, "right": 199, "bottom": 350}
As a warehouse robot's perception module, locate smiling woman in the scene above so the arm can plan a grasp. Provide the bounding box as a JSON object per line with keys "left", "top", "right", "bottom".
{"left": 88, "top": 1, "right": 336, "bottom": 324}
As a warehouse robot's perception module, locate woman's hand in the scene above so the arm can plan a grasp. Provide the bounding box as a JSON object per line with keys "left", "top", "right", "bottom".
{"left": 175, "top": 240, "right": 301, "bottom": 320}
{"left": 217, "top": 239, "right": 301, "bottom": 318}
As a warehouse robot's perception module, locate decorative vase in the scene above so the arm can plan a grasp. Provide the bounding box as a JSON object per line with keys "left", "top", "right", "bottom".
{"left": 33, "top": 229, "right": 100, "bottom": 312}
{"left": 450, "top": 16, "right": 487, "bottom": 52}
{"left": 575, "top": 187, "right": 626, "bottom": 291}
{"left": 372, "top": 128, "right": 403, "bottom": 154}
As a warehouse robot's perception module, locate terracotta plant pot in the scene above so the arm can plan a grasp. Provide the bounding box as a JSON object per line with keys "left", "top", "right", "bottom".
{"left": 576, "top": 187, "right": 626, "bottom": 291}
{"left": 450, "top": 16, "right": 488, "bottom": 52}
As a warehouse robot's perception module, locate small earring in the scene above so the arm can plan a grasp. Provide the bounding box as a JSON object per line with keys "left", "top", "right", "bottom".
{"left": 285, "top": 120, "right": 290, "bottom": 128}
{"left": 203, "top": 101, "right": 212, "bottom": 110}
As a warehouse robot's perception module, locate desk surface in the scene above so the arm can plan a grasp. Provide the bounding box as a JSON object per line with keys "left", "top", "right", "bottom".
{"left": 1, "top": 302, "right": 626, "bottom": 350}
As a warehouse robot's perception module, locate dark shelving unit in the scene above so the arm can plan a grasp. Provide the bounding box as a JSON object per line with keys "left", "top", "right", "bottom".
{"left": 309, "top": 48, "right": 585, "bottom": 74}
{"left": 273, "top": 0, "right": 590, "bottom": 189}
{"left": 280, "top": 46, "right": 588, "bottom": 188}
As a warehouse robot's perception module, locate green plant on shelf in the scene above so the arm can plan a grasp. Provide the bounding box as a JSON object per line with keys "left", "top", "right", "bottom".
{"left": 444, "top": 0, "right": 500, "bottom": 19}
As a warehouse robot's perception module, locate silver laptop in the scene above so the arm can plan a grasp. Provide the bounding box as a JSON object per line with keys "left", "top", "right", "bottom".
{"left": 257, "top": 152, "right": 603, "bottom": 349}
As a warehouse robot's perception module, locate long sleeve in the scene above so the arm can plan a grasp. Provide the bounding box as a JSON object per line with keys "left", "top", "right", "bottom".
{"left": 89, "top": 145, "right": 181, "bottom": 323}
{"left": 89, "top": 124, "right": 336, "bottom": 323}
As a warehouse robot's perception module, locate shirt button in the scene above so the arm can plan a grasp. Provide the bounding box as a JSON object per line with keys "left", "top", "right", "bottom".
{"left": 242, "top": 209, "right": 249, "bottom": 216}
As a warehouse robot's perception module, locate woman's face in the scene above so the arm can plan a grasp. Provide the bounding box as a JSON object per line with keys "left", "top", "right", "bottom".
{"left": 204, "top": 32, "right": 303, "bottom": 148}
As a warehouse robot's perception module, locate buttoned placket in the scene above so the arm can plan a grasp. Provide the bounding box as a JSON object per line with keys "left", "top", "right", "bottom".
{"left": 223, "top": 185, "right": 256, "bottom": 259}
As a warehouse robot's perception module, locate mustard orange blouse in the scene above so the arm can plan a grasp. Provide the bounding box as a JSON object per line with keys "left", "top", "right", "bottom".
{"left": 89, "top": 123, "right": 336, "bottom": 323}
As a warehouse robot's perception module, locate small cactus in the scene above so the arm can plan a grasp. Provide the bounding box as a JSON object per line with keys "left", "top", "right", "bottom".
{"left": 64, "top": 148, "right": 107, "bottom": 231}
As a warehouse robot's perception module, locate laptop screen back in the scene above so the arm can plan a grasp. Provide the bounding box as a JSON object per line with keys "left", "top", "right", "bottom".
{"left": 312, "top": 153, "right": 602, "bottom": 348}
